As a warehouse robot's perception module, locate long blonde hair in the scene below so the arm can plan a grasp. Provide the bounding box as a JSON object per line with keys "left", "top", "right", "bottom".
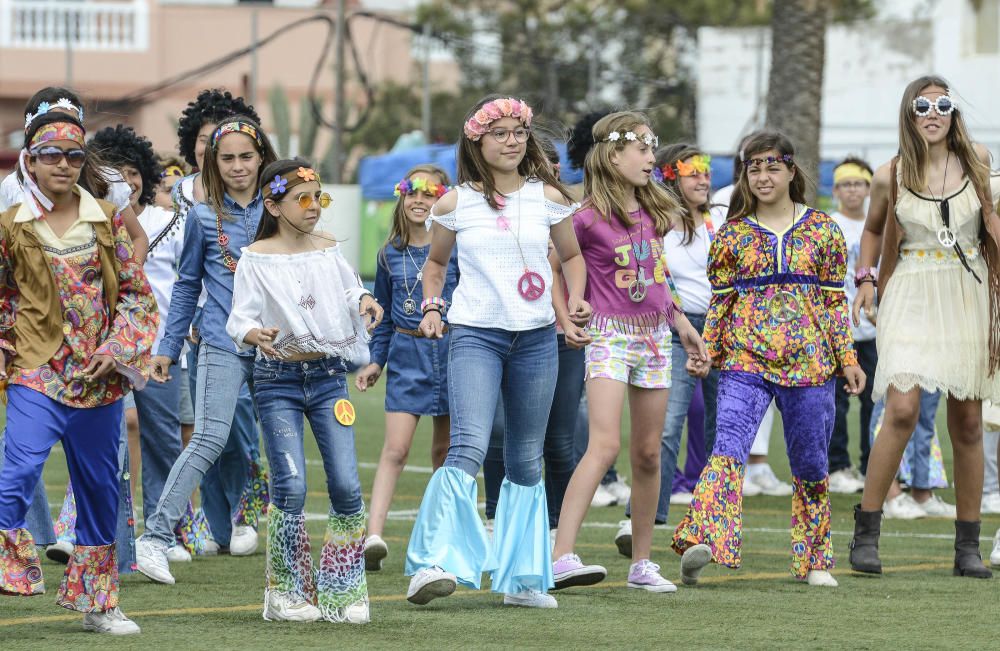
{"left": 897, "top": 75, "right": 989, "bottom": 199}
{"left": 379, "top": 163, "right": 451, "bottom": 269}
{"left": 582, "top": 111, "right": 679, "bottom": 236}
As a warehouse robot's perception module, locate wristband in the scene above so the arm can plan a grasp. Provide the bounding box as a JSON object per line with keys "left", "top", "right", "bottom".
{"left": 422, "top": 306, "right": 443, "bottom": 317}
{"left": 421, "top": 297, "right": 448, "bottom": 314}
{"left": 854, "top": 266, "right": 878, "bottom": 288}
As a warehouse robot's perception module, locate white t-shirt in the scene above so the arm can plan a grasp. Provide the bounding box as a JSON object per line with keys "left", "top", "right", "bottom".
{"left": 832, "top": 211, "right": 876, "bottom": 342}
{"left": 662, "top": 206, "right": 725, "bottom": 315}
{"left": 430, "top": 180, "right": 574, "bottom": 331}
{"left": 138, "top": 204, "right": 185, "bottom": 352}
{"left": 0, "top": 166, "right": 132, "bottom": 213}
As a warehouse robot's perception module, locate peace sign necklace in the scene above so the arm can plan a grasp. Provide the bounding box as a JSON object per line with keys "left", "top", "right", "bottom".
{"left": 932, "top": 152, "right": 956, "bottom": 247}
{"left": 754, "top": 202, "right": 802, "bottom": 323}
{"left": 496, "top": 179, "right": 545, "bottom": 301}
{"left": 624, "top": 211, "right": 648, "bottom": 303}
{"left": 400, "top": 245, "right": 425, "bottom": 315}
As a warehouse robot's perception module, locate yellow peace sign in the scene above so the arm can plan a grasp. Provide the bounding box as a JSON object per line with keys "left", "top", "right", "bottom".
{"left": 334, "top": 399, "right": 356, "bottom": 426}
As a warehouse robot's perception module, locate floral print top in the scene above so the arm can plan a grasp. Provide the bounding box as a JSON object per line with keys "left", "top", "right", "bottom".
{"left": 0, "top": 190, "right": 157, "bottom": 407}
{"left": 703, "top": 206, "right": 856, "bottom": 386}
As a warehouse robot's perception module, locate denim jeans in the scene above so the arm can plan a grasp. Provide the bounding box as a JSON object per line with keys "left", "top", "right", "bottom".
{"left": 483, "top": 334, "right": 582, "bottom": 527}
{"left": 831, "top": 338, "right": 877, "bottom": 474}
{"left": 143, "top": 342, "right": 255, "bottom": 547}
{"left": 869, "top": 389, "right": 942, "bottom": 490}
{"left": 627, "top": 312, "right": 719, "bottom": 523}
{"left": 444, "top": 325, "right": 557, "bottom": 485}
{"left": 133, "top": 371, "right": 183, "bottom": 528}
{"left": 253, "top": 357, "right": 363, "bottom": 515}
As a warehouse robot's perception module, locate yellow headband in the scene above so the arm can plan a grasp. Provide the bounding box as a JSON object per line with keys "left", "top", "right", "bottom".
{"left": 833, "top": 163, "right": 872, "bottom": 186}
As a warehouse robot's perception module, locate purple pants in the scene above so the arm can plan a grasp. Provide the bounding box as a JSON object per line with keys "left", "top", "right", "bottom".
{"left": 673, "top": 371, "right": 835, "bottom": 578}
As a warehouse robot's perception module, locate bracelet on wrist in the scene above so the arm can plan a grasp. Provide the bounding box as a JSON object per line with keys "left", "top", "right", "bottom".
{"left": 421, "top": 297, "right": 448, "bottom": 314}
{"left": 422, "top": 306, "right": 443, "bottom": 316}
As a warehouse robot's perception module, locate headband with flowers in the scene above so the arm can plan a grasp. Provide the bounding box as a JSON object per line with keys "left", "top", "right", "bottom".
{"left": 24, "top": 98, "right": 84, "bottom": 131}
{"left": 605, "top": 130, "right": 659, "bottom": 149}
{"left": 464, "top": 97, "right": 534, "bottom": 141}
{"left": 263, "top": 166, "right": 321, "bottom": 199}
{"left": 654, "top": 154, "right": 711, "bottom": 182}
{"left": 160, "top": 165, "right": 185, "bottom": 180}
{"left": 743, "top": 153, "right": 794, "bottom": 168}
{"left": 211, "top": 120, "right": 264, "bottom": 150}
{"left": 394, "top": 176, "right": 448, "bottom": 199}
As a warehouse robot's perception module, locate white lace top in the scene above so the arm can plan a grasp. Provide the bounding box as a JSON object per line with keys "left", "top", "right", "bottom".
{"left": 226, "top": 245, "right": 372, "bottom": 362}
{"left": 430, "top": 179, "right": 574, "bottom": 331}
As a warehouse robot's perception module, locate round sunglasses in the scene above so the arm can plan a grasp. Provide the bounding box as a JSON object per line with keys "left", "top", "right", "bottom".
{"left": 283, "top": 191, "right": 332, "bottom": 210}
{"left": 912, "top": 95, "right": 956, "bottom": 117}
{"left": 30, "top": 145, "right": 86, "bottom": 168}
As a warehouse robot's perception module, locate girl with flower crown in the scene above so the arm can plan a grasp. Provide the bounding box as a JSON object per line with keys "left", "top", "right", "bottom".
{"left": 134, "top": 116, "right": 279, "bottom": 586}
{"left": 672, "top": 130, "right": 864, "bottom": 588}
{"left": 227, "top": 157, "right": 381, "bottom": 623}
{"left": 404, "top": 95, "right": 590, "bottom": 610}
{"left": 355, "top": 164, "right": 458, "bottom": 571}
{"left": 550, "top": 112, "right": 707, "bottom": 594}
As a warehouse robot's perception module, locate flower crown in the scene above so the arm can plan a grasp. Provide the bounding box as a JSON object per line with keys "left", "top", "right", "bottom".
{"left": 743, "top": 153, "right": 794, "bottom": 167}
{"left": 394, "top": 176, "right": 448, "bottom": 199}
{"left": 464, "top": 97, "right": 534, "bottom": 141}
{"left": 605, "top": 131, "right": 659, "bottom": 148}
{"left": 654, "top": 154, "right": 711, "bottom": 182}
{"left": 264, "top": 166, "right": 320, "bottom": 199}
{"left": 24, "top": 98, "right": 84, "bottom": 131}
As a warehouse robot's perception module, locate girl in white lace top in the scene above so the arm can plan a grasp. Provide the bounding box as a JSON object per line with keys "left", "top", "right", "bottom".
{"left": 226, "top": 158, "right": 382, "bottom": 624}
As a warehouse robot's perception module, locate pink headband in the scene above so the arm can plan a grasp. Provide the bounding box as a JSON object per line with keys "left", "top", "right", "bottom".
{"left": 463, "top": 97, "right": 534, "bottom": 141}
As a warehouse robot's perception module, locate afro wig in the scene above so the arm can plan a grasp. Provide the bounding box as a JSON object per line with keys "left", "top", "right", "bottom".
{"left": 177, "top": 89, "right": 260, "bottom": 168}
{"left": 89, "top": 125, "right": 161, "bottom": 208}
{"left": 567, "top": 109, "right": 611, "bottom": 171}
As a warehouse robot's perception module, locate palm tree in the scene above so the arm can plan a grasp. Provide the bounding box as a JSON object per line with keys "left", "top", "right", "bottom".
{"left": 765, "top": 0, "right": 827, "bottom": 204}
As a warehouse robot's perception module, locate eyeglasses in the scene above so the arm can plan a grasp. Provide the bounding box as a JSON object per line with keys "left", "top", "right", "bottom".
{"left": 912, "top": 95, "right": 956, "bottom": 117}
{"left": 285, "top": 192, "right": 332, "bottom": 210}
{"left": 30, "top": 146, "right": 86, "bottom": 168}
{"left": 489, "top": 127, "right": 530, "bottom": 143}
{"left": 836, "top": 180, "right": 868, "bottom": 190}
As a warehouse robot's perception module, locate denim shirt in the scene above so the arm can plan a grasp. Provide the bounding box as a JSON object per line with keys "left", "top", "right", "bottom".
{"left": 158, "top": 192, "right": 263, "bottom": 361}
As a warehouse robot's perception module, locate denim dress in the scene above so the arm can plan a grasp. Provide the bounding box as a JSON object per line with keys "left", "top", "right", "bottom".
{"left": 369, "top": 242, "right": 459, "bottom": 415}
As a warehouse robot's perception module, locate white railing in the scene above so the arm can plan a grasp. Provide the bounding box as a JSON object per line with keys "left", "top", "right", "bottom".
{"left": 0, "top": 0, "right": 149, "bottom": 51}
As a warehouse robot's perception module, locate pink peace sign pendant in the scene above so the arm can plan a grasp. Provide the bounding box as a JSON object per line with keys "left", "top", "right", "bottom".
{"left": 518, "top": 269, "right": 546, "bottom": 301}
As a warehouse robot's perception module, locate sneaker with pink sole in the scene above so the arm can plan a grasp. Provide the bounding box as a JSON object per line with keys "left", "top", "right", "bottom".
{"left": 627, "top": 559, "right": 677, "bottom": 593}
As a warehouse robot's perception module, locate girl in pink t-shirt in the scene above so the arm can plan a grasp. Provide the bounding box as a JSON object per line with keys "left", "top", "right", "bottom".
{"left": 551, "top": 111, "right": 708, "bottom": 593}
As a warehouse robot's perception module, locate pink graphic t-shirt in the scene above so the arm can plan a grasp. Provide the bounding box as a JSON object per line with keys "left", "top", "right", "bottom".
{"left": 572, "top": 205, "right": 674, "bottom": 333}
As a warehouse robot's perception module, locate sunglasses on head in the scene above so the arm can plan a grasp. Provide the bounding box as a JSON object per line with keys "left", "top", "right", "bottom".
{"left": 30, "top": 145, "right": 86, "bottom": 168}
{"left": 912, "top": 95, "right": 956, "bottom": 117}
{"left": 284, "top": 191, "right": 332, "bottom": 210}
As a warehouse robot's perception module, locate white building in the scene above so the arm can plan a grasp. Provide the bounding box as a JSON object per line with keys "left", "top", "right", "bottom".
{"left": 697, "top": 0, "right": 1000, "bottom": 166}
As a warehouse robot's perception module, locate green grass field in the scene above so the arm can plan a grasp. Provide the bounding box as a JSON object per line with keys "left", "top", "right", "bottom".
{"left": 2, "top": 379, "right": 999, "bottom": 649}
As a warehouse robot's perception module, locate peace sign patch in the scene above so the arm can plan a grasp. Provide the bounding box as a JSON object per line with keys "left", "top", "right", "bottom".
{"left": 334, "top": 399, "right": 356, "bottom": 426}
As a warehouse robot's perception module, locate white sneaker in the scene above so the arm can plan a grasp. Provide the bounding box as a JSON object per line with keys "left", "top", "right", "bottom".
{"left": 913, "top": 494, "right": 956, "bottom": 518}
{"left": 135, "top": 536, "right": 175, "bottom": 585}
{"left": 981, "top": 492, "right": 1000, "bottom": 515}
{"left": 364, "top": 534, "right": 388, "bottom": 571}
{"left": 614, "top": 519, "right": 632, "bottom": 558}
{"left": 606, "top": 477, "right": 632, "bottom": 503}
{"left": 990, "top": 529, "right": 1000, "bottom": 567}
{"left": 680, "top": 544, "right": 712, "bottom": 586}
{"left": 591, "top": 483, "right": 618, "bottom": 507}
{"left": 230, "top": 525, "right": 259, "bottom": 556}
{"left": 45, "top": 540, "right": 73, "bottom": 564}
{"left": 882, "top": 493, "right": 925, "bottom": 520}
{"left": 746, "top": 464, "right": 793, "bottom": 496}
{"left": 263, "top": 590, "right": 321, "bottom": 622}
{"left": 406, "top": 566, "right": 457, "bottom": 605}
{"left": 806, "top": 570, "right": 838, "bottom": 587}
{"left": 850, "top": 467, "right": 866, "bottom": 483}
{"left": 166, "top": 545, "right": 192, "bottom": 563}
{"left": 669, "top": 491, "right": 694, "bottom": 506}
{"left": 503, "top": 589, "right": 557, "bottom": 609}
{"left": 82, "top": 607, "right": 141, "bottom": 635}
{"left": 344, "top": 598, "right": 370, "bottom": 624}
{"left": 742, "top": 476, "right": 763, "bottom": 497}
{"left": 828, "top": 469, "right": 864, "bottom": 494}
{"left": 201, "top": 539, "right": 220, "bottom": 556}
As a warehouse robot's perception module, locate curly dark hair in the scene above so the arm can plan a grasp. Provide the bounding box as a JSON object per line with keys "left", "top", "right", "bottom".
{"left": 567, "top": 109, "right": 611, "bottom": 171}
{"left": 89, "top": 125, "right": 161, "bottom": 207}
{"left": 177, "top": 89, "right": 260, "bottom": 167}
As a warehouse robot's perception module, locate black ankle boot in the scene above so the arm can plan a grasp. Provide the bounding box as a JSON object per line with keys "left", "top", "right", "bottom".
{"left": 849, "top": 504, "right": 882, "bottom": 574}
{"left": 954, "top": 520, "right": 993, "bottom": 579}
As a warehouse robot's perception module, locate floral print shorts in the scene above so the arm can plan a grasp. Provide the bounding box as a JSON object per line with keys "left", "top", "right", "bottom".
{"left": 585, "top": 327, "right": 672, "bottom": 389}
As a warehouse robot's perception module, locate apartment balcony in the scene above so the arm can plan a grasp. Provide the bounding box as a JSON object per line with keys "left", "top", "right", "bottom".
{"left": 0, "top": 0, "right": 149, "bottom": 51}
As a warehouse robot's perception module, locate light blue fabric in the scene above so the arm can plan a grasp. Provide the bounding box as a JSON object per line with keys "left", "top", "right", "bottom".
{"left": 490, "top": 478, "right": 553, "bottom": 594}
{"left": 404, "top": 467, "right": 495, "bottom": 589}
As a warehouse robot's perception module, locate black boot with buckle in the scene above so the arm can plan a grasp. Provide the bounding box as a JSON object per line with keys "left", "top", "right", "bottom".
{"left": 849, "top": 504, "right": 883, "bottom": 574}
{"left": 954, "top": 520, "right": 993, "bottom": 579}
